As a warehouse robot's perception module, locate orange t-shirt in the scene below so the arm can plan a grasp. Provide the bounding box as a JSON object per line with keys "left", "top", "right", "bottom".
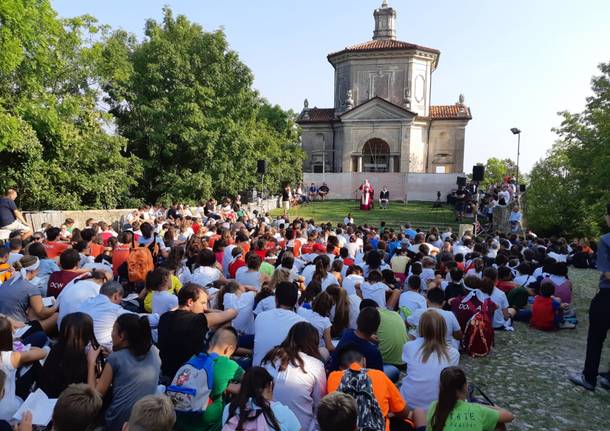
{"left": 327, "top": 363, "right": 406, "bottom": 431}
{"left": 89, "top": 242, "right": 105, "bottom": 258}
{"left": 44, "top": 241, "right": 70, "bottom": 259}
{"left": 0, "top": 263, "right": 12, "bottom": 283}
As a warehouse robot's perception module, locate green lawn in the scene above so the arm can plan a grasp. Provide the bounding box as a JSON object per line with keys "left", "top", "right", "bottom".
{"left": 270, "top": 199, "right": 459, "bottom": 230}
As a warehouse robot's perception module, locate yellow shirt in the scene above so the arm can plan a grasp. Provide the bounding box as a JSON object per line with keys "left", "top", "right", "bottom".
{"left": 144, "top": 275, "right": 183, "bottom": 313}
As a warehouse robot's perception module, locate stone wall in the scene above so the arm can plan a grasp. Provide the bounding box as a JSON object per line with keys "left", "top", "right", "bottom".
{"left": 303, "top": 172, "right": 460, "bottom": 202}
{"left": 23, "top": 198, "right": 280, "bottom": 230}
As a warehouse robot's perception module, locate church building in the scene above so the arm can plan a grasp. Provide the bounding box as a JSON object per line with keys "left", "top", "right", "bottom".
{"left": 298, "top": 1, "right": 471, "bottom": 181}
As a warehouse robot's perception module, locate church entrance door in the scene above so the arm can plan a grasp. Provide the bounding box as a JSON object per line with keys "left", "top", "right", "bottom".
{"left": 362, "top": 138, "right": 390, "bottom": 172}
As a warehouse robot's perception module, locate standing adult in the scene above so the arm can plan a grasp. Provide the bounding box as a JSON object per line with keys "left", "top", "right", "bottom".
{"left": 0, "top": 189, "right": 30, "bottom": 235}
{"left": 569, "top": 202, "right": 610, "bottom": 390}
{"left": 282, "top": 184, "right": 292, "bottom": 216}
{"left": 358, "top": 180, "right": 373, "bottom": 211}
{"left": 379, "top": 186, "right": 390, "bottom": 210}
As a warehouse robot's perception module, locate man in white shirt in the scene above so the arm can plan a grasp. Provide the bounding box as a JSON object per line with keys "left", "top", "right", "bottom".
{"left": 78, "top": 281, "right": 132, "bottom": 349}
{"left": 453, "top": 237, "right": 473, "bottom": 257}
{"left": 57, "top": 271, "right": 108, "bottom": 327}
{"left": 253, "top": 282, "right": 306, "bottom": 366}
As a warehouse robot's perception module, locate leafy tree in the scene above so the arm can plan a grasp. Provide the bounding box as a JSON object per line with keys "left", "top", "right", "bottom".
{"left": 103, "top": 8, "right": 303, "bottom": 204}
{"left": 474, "top": 158, "right": 520, "bottom": 189}
{"left": 526, "top": 62, "right": 610, "bottom": 237}
{"left": 0, "top": 0, "right": 140, "bottom": 210}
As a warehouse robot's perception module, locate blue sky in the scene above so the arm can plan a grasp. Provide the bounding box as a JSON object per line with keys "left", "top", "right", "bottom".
{"left": 53, "top": 0, "right": 610, "bottom": 172}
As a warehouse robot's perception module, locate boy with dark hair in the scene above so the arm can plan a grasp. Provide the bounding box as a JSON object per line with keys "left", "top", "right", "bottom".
{"left": 330, "top": 306, "right": 383, "bottom": 371}
{"left": 44, "top": 226, "right": 70, "bottom": 259}
{"left": 47, "top": 248, "right": 83, "bottom": 298}
{"left": 530, "top": 282, "right": 565, "bottom": 331}
{"left": 253, "top": 281, "right": 305, "bottom": 365}
{"left": 408, "top": 287, "right": 462, "bottom": 349}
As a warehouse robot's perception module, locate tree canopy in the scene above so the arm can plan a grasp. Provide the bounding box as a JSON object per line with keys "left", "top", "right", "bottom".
{"left": 102, "top": 8, "right": 303, "bottom": 205}
{"left": 474, "top": 158, "right": 520, "bottom": 189}
{"left": 526, "top": 62, "right": 610, "bottom": 237}
{"left": 0, "top": 0, "right": 139, "bottom": 210}
{"left": 0, "top": 1, "right": 302, "bottom": 210}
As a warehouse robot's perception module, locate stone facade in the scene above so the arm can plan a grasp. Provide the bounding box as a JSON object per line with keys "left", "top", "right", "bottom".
{"left": 298, "top": 1, "right": 471, "bottom": 176}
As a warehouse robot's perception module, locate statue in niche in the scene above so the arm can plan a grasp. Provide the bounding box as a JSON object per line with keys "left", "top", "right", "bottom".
{"left": 345, "top": 89, "right": 354, "bottom": 110}
{"left": 458, "top": 94, "right": 465, "bottom": 105}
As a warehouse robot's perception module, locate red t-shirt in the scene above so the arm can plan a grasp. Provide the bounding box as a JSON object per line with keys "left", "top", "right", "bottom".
{"left": 192, "top": 223, "right": 201, "bottom": 235}
{"left": 229, "top": 259, "right": 246, "bottom": 279}
{"left": 530, "top": 296, "right": 557, "bottom": 331}
{"left": 496, "top": 280, "right": 516, "bottom": 294}
{"left": 44, "top": 241, "right": 70, "bottom": 259}
{"left": 47, "top": 270, "right": 82, "bottom": 298}
{"left": 100, "top": 232, "right": 114, "bottom": 247}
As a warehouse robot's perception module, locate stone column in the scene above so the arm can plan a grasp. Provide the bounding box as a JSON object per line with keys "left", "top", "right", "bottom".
{"left": 389, "top": 156, "right": 395, "bottom": 173}
{"left": 357, "top": 156, "right": 363, "bottom": 172}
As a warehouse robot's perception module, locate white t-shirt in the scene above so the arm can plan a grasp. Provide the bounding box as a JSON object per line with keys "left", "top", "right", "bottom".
{"left": 486, "top": 288, "right": 510, "bottom": 328}
{"left": 345, "top": 242, "right": 359, "bottom": 258}
{"left": 513, "top": 274, "right": 534, "bottom": 288}
{"left": 253, "top": 309, "right": 306, "bottom": 366}
{"left": 236, "top": 268, "right": 263, "bottom": 290}
{"left": 342, "top": 274, "right": 364, "bottom": 296}
{"left": 360, "top": 281, "right": 389, "bottom": 308}
{"left": 348, "top": 294, "right": 362, "bottom": 330}
{"left": 0, "top": 351, "right": 20, "bottom": 421}
{"left": 320, "top": 273, "right": 339, "bottom": 291}
{"left": 407, "top": 307, "right": 461, "bottom": 349}
{"left": 191, "top": 266, "right": 222, "bottom": 287}
{"left": 254, "top": 295, "right": 276, "bottom": 315}
{"left": 152, "top": 291, "right": 177, "bottom": 316}
{"left": 263, "top": 353, "right": 327, "bottom": 431}
{"left": 400, "top": 337, "right": 460, "bottom": 410}
{"left": 302, "top": 264, "right": 316, "bottom": 286}
{"left": 297, "top": 307, "right": 332, "bottom": 347}
{"left": 453, "top": 245, "right": 472, "bottom": 256}
{"left": 224, "top": 291, "right": 256, "bottom": 335}
{"left": 57, "top": 278, "right": 101, "bottom": 327}
{"left": 399, "top": 291, "right": 427, "bottom": 316}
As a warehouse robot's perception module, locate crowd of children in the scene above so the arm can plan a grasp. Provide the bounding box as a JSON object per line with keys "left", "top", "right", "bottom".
{"left": 0, "top": 199, "right": 605, "bottom": 431}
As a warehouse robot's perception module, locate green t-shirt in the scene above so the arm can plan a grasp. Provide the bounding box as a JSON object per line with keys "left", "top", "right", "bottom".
{"left": 377, "top": 308, "right": 408, "bottom": 365}
{"left": 426, "top": 400, "right": 500, "bottom": 431}
{"left": 176, "top": 355, "right": 244, "bottom": 431}
{"left": 259, "top": 261, "right": 275, "bottom": 277}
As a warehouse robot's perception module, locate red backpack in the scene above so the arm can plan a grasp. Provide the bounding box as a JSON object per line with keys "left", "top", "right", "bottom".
{"left": 452, "top": 294, "right": 496, "bottom": 357}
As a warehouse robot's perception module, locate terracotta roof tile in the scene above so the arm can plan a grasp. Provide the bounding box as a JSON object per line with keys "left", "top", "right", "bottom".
{"left": 328, "top": 39, "right": 439, "bottom": 59}
{"left": 428, "top": 104, "right": 472, "bottom": 120}
{"left": 298, "top": 108, "right": 336, "bottom": 123}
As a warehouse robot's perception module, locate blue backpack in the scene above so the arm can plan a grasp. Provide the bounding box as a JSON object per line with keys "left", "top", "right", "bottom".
{"left": 166, "top": 352, "right": 218, "bottom": 413}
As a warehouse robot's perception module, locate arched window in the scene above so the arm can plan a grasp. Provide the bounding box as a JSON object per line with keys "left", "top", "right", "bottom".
{"left": 362, "top": 138, "right": 390, "bottom": 172}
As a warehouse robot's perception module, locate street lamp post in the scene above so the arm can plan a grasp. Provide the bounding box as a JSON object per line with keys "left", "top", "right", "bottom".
{"left": 510, "top": 128, "right": 521, "bottom": 188}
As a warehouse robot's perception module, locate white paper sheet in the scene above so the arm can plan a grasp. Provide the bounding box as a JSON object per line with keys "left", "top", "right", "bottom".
{"left": 13, "top": 388, "right": 57, "bottom": 426}
{"left": 13, "top": 325, "right": 31, "bottom": 339}
{"left": 42, "top": 297, "right": 55, "bottom": 307}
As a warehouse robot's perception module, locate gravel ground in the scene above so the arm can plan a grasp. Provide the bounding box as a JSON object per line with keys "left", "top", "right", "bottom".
{"left": 461, "top": 268, "right": 610, "bottom": 430}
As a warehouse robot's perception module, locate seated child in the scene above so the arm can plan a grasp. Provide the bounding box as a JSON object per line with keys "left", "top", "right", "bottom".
{"left": 496, "top": 266, "right": 517, "bottom": 294}
{"left": 398, "top": 275, "right": 427, "bottom": 323}
{"left": 530, "top": 282, "right": 574, "bottom": 330}
{"left": 125, "top": 394, "right": 176, "bottom": 431}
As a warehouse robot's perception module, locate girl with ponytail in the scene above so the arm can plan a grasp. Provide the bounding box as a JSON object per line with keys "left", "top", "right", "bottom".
{"left": 86, "top": 313, "right": 161, "bottom": 431}
{"left": 428, "top": 366, "right": 513, "bottom": 431}
{"left": 222, "top": 367, "right": 301, "bottom": 431}
{"left": 311, "top": 255, "right": 337, "bottom": 290}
